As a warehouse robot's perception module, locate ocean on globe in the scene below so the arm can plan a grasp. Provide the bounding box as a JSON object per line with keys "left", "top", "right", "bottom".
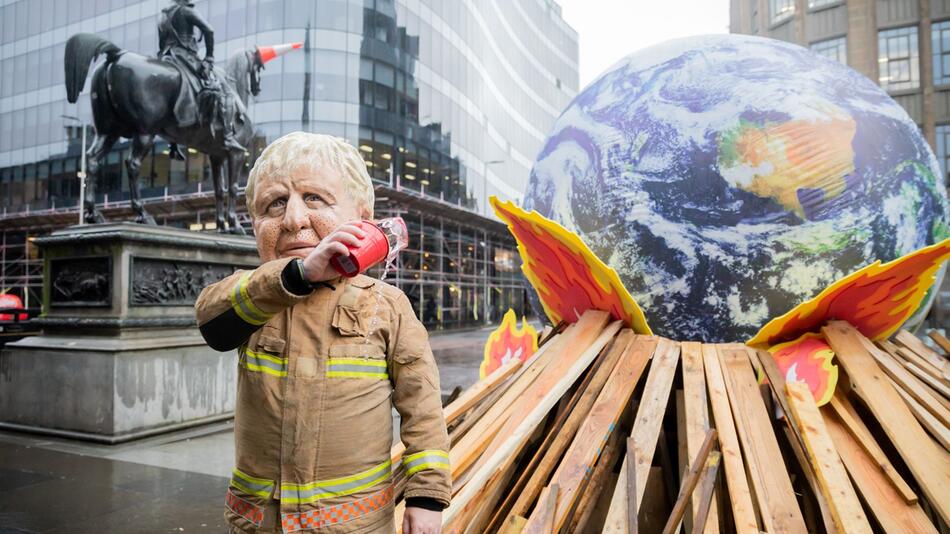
{"left": 522, "top": 34, "right": 950, "bottom": 342}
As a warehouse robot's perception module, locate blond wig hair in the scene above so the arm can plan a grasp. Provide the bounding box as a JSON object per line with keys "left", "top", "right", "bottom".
{"left": 245, "top": 132, "right": 374, "bottom": 218}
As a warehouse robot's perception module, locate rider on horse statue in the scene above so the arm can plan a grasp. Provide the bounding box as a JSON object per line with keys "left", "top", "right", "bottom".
{"left": 158, "top": 0, "right": 244, "bottom": 157}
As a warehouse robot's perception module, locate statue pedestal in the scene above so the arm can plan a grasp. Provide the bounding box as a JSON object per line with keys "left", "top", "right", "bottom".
{"left": 0, "top": 223, "right": 259, "bottom": 442}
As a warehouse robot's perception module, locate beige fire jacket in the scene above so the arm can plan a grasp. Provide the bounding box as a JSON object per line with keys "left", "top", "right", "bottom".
{"left": 195, "top": 257, "right": 451, "bottom": 533}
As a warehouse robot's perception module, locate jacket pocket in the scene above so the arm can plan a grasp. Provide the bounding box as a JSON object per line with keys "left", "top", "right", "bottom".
{"left": 331, "top": 305, "right": 366, "bottom": 337}
{"left": 257, "top": 335, "right": 286, "bottom": 354}
{"left": 240, "top": 335, "right": 288, "bottom": 378}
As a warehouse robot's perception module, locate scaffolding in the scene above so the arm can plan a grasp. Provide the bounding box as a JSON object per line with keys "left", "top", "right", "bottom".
{"left": 0, "top": 230, "right": 43, "bottom": 309}
{"left": 0, "top": 183, "right": 526, "bottom": 330}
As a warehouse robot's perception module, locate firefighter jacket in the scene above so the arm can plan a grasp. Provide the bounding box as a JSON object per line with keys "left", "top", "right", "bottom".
{"left": 194, "top": 257, "right": 451, "bottom": 533}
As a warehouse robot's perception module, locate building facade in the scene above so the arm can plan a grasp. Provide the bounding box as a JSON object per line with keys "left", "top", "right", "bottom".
{"left": 730, "top": 0, "right": 950, "bottom": 182}
{"left": 0, "top": 0, "right": 579, "bottom": 329}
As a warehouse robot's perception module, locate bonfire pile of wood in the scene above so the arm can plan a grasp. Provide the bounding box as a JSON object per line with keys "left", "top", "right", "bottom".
{"left": 392, "top": 310, "right": 950, "bottom": 533}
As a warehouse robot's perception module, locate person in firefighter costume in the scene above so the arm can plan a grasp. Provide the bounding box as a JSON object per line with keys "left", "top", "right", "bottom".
{"left": 195, "top": 132, "right": 450, "bottom": 534}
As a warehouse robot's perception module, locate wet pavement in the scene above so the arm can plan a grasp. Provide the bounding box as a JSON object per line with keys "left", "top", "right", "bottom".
{"left": 0, "top": 326, "right": 501, "bottom": 533}
{"left": 0, "top": 440, "right": 229, "bottom": 533}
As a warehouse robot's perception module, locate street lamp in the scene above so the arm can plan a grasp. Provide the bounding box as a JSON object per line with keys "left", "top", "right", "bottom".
{"left": 61, "top": 114, "right": 87, "bottom": 226}
{"left": 482, "top": 159, "right": 504, "bottom": 212}
{"left": 481, "top": 159, "right": 504, "bottom": 325}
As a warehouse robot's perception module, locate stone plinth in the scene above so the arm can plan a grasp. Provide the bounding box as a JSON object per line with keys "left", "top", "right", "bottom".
{"left": 0, "top": 223, "right": 259, "bottom": 442}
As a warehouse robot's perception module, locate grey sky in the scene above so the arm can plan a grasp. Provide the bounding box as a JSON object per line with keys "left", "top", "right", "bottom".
{"left": 557, "top": 0, "right": 731, "bottom": 86}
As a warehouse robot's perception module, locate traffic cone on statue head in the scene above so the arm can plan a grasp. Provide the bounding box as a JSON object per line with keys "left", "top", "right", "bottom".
{"left": 257, "top": 42, "right": 303, "bottom": 64}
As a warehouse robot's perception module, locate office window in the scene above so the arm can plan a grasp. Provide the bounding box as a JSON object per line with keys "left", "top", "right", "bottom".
{"left": 808, "top": 0, "right": 840, "bottom": 8}
{"left": 878, "top": 26, "right": 920, "bottom": 92}
{"left": 811, "top": 37, "right": 847, "bottom": 65}
{"left": 933, "top": 20, "right": 950, "bottom": 85}
{"left": 937, "top": 125, "right": 950, "bottom": 185}
{"left": 770, "top": 0, "right": 795, "bottom": 23}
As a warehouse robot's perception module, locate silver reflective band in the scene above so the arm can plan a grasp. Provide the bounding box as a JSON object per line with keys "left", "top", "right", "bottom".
{"left": 242, "top": 347, "right": 288, "bottom": 377}
{"left": 231, "top": 468, "right": 276, "bottom": 499}
{"left": 402, "top": 450, "right": 450, "bottom": 476}
{"left": 326, "top": 358, "right": 388, "bottom": 379}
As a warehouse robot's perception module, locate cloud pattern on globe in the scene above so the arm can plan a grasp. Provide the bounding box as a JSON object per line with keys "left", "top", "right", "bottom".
{"left": 523, "top": 34, "right": 950, "bottom": 342}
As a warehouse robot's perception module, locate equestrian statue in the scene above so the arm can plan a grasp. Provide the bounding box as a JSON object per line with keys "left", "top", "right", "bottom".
{"left": 64, "top": 0, "right": 300, "bottom": 233}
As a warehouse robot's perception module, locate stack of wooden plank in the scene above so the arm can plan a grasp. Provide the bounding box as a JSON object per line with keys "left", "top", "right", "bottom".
{"left": 391, "top": 310, "right": 950, "bottom": 533}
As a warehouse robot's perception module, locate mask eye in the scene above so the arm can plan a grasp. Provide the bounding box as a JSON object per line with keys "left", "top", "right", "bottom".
{"left": 267, "top": 198, "right": 287, "bottom": 212}
{"left": 304, "top": 193, "right": 324, "bottom": 203}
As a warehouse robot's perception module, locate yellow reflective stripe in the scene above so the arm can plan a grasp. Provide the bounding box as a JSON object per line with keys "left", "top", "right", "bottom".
{"left": 238, "top": 272, "right": 269, "bottom": 322}
{"left": 245, "top": 349, "right": 286, "bottom": 365}
{"left": 280, "top": 460, "right": 392, "bottom": 504}
{"left": 231, "top": 468, "right": 275, "bottom": 499}
{"left": 240, "top": 347, "right": 287, "bottom": 377}
{"left": 326, "top": 371, "right": 389, "bottom": 379}
{"left": 326, "top": 358, "right": 389, "bottom": 379}
{"left": 327, "top": 358, "right": 387, "bottom": 367}
{"left": 245, "top": 362, "right": 288, "bottom": 377}
{"left": 229, "top": 272, "right": 270, "bottom": 325}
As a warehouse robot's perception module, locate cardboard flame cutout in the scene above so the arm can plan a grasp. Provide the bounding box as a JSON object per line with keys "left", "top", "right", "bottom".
{"left": 490, "top": 197, "right": 652, "bottom": 333}
{"left": 749, "top": 238, "right": 950, "bottom": 346}
{"left": 766, "top": 332, "right": 838, "bottom": 406}
{"left": 480, "top": 309, "right": 539, "bottom": 378}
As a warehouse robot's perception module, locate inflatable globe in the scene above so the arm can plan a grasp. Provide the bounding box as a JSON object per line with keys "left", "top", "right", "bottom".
{"left": 523, "top": 34, "right": 950, "bottom": 342}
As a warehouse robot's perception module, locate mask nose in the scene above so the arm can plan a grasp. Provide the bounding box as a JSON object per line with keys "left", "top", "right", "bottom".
{"left": 281, "top": 195, "right": 310, "bottom": 232}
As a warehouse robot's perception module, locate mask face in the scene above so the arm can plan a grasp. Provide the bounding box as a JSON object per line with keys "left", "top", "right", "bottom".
{"left": 252, "top": 164, "right": 363, "bottom": 263}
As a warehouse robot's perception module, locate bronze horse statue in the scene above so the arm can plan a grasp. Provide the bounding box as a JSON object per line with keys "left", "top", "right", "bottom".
{"left": 64, "top": 33, "right": 298, "bottom": 233}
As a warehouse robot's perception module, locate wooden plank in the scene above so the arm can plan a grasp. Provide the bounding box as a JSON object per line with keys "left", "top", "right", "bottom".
{"left": 822, "top": 321, "right": 950, "bottom": 525}
{"left": 442, "top": 319, "right": 622, "bottom": 524}
{"left": 486, "top": 338, "right": 614, "bottom": 532}
{"left": 866, "top": 340, "right": 950, "bottom": 426}
{"left": 628, "top": 338, "right": 681, "bottom": 508}
{"left": 527, "top": 486, "right": 556, "bottom": 534}
{"left": 639, "top": 467, "right": 673, "bottom": 534}
{"left": 822, "top": 407, "right": 939, "bottom": 534}
{"left": 895, "top": 330, "right": 949, "bottom": 376}
{"left": 445, "top": 357, "right": 522, "bottom": 423}
{"left": 449, "top": 312, "right": 607, "bottom": 480}
{"left": 451, "top": 340, "right": 615, "bottom": 533}
{"left": 899, "top": 356, "right": 950, "bottom": 399}
{"left": 681, "top": 342, "right": 719, "bottom": 534}
{"left": 895, "top": 343, "right": 946, "bottom": 379}
{"left": 701, "top": 344, "right": 759, "bottom": 534}
{"left": 719, "top": 346, "right": 808, "bottom": 534}
{"left": 502, "top": 331, "right": 641, "bottom": 524}
{"left": 570, "top": 426, "right": 624, "bottom": 533}
{"left": 541, "top": 484, "right": 558, "bottom": 534}
{"left": 691, "top": 452, "right": 722, "bottom": 534}
{"left": 391, "top": 356, "right": 523, "bottom": 466}
{"left": 601, "top": 338, "right": 681, "bottom": 532}
{"left": 447, "top": 330, "right": 563, "bottom": 478}
{"left": 893, "top": 385, "right": 950, "bottom": 452}
{"left": 461, "top": 311, "right": 613, "bottom": 479}
{"left": 756, "top": 348, "right": 837, "bottom": 531}
{"left": 626, "top": 437, "right": 638, "bottom": 534}
{"left": 828, "top": 391, "right": 917, "bottom": 504}
{"left": 927, "top": 330, "right": 950, "bottom": 356}
{"left": 484, "top": 332, "right": 627, "bottom": 533}
{"left": 661, "top": 430, "right": 718, "bottom": 534}
{"left": 498, "top": 516, "right": 527, "bottom": 534}
{"left": 786, "top": 381, "right": 872, "bottom": 533}
{"left": 521, "top": 335, "right": 655, "bottom": 533}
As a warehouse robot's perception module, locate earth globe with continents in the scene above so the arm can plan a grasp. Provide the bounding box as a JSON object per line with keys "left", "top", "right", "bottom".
{"left": 522, "top": 34, "right": 950, "bottom": 342}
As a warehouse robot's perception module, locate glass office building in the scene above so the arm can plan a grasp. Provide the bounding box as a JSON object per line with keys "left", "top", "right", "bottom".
{"left": 0, "top": 0, "right": 580, "bottom": 329}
